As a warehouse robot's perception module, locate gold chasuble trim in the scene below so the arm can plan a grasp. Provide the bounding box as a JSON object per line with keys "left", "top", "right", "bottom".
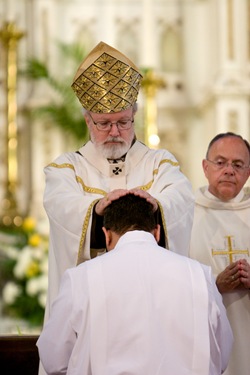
{"left": 48, "top": 162, "right": 75, "bottom": 170}
{"left": 159, "top": 159, "right": 179, "bottom": 168}
{"left": 76, "top": 176, "right": 107, "bottom": 196}
{"left": 158, "top": 201, "right": 169, "bottom": 249}
{"left": 135, "top": 159, "right": 176, "bottom": 251}
{"left": 77, "top": 198, "right": 100, "bottom": 265}
{"left": 137, "top": 159, "right": 179, "bottom": 191}
{"left": 47, "top": 162, "right": 107, "bottom": 196}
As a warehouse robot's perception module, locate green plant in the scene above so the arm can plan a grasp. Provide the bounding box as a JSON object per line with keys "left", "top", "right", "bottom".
{"left": 23, "top": 41, "right": 88, "bottom": 141}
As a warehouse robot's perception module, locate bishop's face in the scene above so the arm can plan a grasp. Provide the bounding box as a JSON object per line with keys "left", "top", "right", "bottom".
{"left": 203, "top": 136, "right": 250, "bottom": 201}
{"left": 85, "top": 108, "right": 135, "bottom": 159}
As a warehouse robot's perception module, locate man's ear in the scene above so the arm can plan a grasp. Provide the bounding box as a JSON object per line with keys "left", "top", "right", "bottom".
{"left": 153, "top": 224, "right": 161, "bottom": 243}
{"left": 202, "top": 159, "right": 209, "bottom": 178}
{"left": 84, "top": 113, "right": 91, "bottom": 130}
{"left": 102, "top": 227, "right": 112, "bottom": 249}
{"left": 102, "top": 227, "right": 121, "bottom": 251}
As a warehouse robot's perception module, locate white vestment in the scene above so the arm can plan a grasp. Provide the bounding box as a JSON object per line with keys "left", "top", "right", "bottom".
{"left": 37, "top": 231, "right": 233, "bottom": 375}
{"left": 43, "top": 140, "right": 194, "bottom": 317}
{"left": 189, "top": 186, "right": 250, "bottom": 375}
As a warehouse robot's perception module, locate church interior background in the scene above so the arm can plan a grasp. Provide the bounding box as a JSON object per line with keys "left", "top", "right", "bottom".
{"left": 0, "top": 0, "right": 249, "bottom": 332}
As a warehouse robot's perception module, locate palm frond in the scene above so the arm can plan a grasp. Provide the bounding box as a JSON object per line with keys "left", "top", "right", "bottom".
{"left": 33, "top": 105, "right": 86, "bottom": 139}
{"left": 22, "top": 59, "right": 49, "bottom": 79}
{"left": 57, "top": 41, "right": 87, "bottom": 63}
{"left": 22, "top": 41, "right": 88, "bottom": 141}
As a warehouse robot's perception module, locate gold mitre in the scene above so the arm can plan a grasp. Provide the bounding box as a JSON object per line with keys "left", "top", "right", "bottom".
{"left": 71, "top": 41, "right": 143, "bottom": 113}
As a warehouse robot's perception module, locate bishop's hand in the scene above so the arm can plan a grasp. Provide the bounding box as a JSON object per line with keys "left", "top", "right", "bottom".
{"left": 95, "top": 189, "right": 130, "bottom": 216}
{"left": 129, "top": 188, "right": 158, "bottom": 212}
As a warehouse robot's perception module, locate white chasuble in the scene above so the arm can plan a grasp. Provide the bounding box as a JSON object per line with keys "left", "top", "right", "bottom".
{"left": 189, "top": 186, "right": 250, "bottom": 375}
{"left": 87, "top": 249, "right": 210, "bottom": 375}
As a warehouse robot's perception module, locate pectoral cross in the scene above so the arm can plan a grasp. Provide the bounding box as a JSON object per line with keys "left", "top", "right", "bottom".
{"left": 212, "top": 235, "right": 249, "bottom": 263}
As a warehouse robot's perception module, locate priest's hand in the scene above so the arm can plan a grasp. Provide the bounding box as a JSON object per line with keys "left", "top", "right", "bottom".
{"left": 216, "top": 261, "right": 241, "bottom": 293}
{"left": 129, "top": 188, "right": 158, "bottom": 212}
{"left": 238, "top": 259, "right": 250, "bottom": 290}
{"left": 95, "top": 189, "right": 130, "bottom": 215}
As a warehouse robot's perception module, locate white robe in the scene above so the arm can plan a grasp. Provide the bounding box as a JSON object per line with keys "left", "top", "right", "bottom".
{"left": 189, "top": 186, "right": 250, "bottom": 375}
{"left": 43, "top": 140, "right": 194, "bottom": 317}
{"left": 37, "top": 231, "right": 233, "bottom": 375}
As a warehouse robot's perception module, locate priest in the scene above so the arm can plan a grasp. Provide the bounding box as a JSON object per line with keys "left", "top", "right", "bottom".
{"left": 189, "top": 132, "right": 250, "bottom": 375}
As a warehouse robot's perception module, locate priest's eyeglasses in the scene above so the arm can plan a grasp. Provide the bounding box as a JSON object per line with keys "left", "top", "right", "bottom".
{"left": 206, "top": 159, "right": 250, "bottom": 173}
{"left": 89, "top": 113, "right": 134, "bottom": 131}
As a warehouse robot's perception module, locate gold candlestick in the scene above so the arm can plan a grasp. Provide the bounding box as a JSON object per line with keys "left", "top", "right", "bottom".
{"left": 141, "top": 68, "right": 166, "bottom": 149}
{"left": 0, "top": 21, "right": 25, "bottom": 227}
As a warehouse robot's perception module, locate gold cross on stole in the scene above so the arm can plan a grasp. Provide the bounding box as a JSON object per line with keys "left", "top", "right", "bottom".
{"left": 212, "top": 235, "right": 249, "bottom": 263}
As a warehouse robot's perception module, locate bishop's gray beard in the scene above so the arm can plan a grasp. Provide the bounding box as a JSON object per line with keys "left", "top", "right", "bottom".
{"left": 95, "top": 136, "right": 133, "bottom": 159}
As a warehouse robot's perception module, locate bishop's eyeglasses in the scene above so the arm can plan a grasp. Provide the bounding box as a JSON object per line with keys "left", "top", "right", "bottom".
{"left": 89, "top": 113, "right": 134, "bottom": 131}
{"left": 206, "top": 159, "right": 250, "bottom": 174}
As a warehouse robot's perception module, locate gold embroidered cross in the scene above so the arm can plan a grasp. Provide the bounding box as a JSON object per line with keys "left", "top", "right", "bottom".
{"left": 212, "top": 235, "right": 249, "bottom": 263}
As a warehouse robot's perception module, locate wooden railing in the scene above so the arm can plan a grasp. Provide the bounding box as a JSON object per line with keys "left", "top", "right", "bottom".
{"left": 0, "top": 335, "right": 39, "bottom": 375}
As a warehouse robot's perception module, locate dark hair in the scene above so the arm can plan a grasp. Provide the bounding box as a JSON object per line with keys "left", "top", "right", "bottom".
{"left": 103, "top": 194, "right": 156, "bottom": 235}
{"left": 206, "top": 132, "right": 250, "bottom": 159}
